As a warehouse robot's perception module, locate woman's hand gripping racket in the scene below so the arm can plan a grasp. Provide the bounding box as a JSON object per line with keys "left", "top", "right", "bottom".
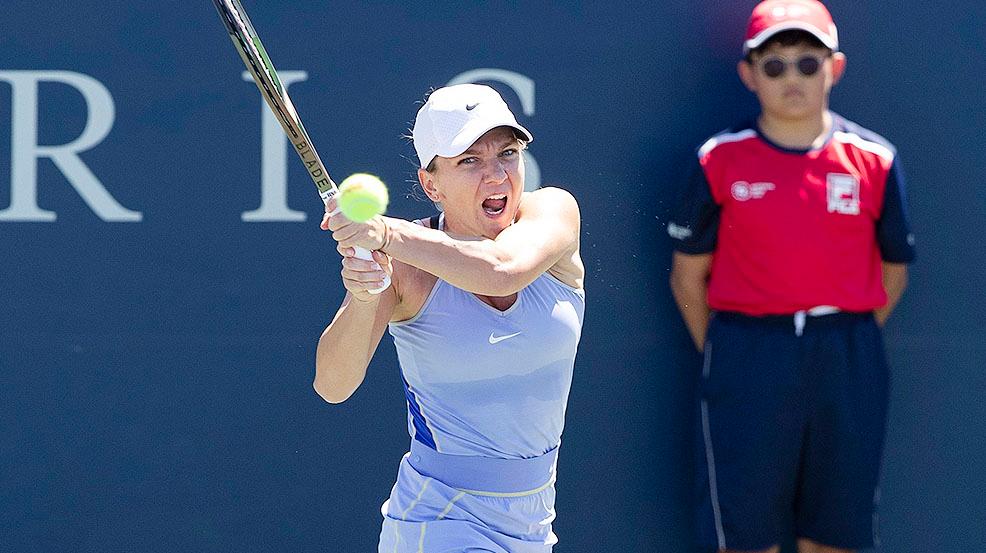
{"left": 211, "top": 0, "right": 391, "bottom": 294}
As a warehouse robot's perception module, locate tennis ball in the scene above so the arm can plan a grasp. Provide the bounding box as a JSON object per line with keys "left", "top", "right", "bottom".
{"left": 338, "top": 173, "right": 388, "bottom": 223}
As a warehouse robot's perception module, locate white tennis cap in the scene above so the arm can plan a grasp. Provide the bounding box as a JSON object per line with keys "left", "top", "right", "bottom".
{"left": 412, "top": 84, "right": 533, "bottom": 169}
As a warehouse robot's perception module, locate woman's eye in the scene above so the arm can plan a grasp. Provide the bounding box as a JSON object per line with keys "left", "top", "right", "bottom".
{"left": 458, "top": 157, "right": 478, "bottom": 165}
{"left": 501, "top": 149, "right": 517, "bottom": 157}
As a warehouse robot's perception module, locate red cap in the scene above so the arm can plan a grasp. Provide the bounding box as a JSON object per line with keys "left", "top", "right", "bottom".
{"left": 744, "top": 0, "right": 838, "bottom": 54}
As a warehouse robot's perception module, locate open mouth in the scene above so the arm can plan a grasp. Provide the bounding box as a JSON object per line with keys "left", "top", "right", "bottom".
{"left": 481, "top": 194, "right": 508, "bottom": 216}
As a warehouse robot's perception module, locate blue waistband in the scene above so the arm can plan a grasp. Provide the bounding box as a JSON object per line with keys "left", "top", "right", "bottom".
{"left": 714, "top": 310, "right": 871, "bottom": 325}
{"left": 407, "top": 440, "right": 559, "bottom": 496}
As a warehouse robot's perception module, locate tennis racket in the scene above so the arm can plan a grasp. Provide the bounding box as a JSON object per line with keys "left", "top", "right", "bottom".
{"left": 212, "top": 0, "right": 390, "bottom": 293}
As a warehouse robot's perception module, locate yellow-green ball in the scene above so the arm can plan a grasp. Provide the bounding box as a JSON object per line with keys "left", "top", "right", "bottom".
{"left": 338, "top": 173, "right": 388, "bottom": 223}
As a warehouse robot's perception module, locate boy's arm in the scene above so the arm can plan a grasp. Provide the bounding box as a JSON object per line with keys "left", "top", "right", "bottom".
{"left": 875, "top": 262, "right": 908, "bottom": 326}
{"left": 667, "top": 153, "right": 720, "bottom": 351}
{"left": 874, "top": 158, "right": 915, "bottom": 326}
{"left": 670, "top": 252, "right": 713, "bottom": 351}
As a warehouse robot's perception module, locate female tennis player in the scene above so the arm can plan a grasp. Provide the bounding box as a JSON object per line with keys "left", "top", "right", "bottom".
{"left": 314, "top": 83, "right": 585, "bottom": 552}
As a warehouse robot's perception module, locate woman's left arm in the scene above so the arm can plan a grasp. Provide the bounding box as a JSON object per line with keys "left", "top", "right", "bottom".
{"left": 331, "top": 187, "right": 580, "bottom": 296}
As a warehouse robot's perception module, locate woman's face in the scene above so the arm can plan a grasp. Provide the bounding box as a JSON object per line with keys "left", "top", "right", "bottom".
{"left": 418, "top": 126, "right": 525, "bottom": 239}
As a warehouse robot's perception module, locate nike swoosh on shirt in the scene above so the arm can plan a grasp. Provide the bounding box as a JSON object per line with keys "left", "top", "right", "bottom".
{"left": 488, "top": 331, "right": 522, "bottom": 344}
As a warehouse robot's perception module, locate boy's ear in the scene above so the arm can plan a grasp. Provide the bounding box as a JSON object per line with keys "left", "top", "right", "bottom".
{"left": 737, "top": 59, "right": 757, "bottom": 93}
{"left": 830, "top": 52, "right": 847, "bottom": 85}
{"left": 418, "top": 168, "right": 443, "bottom": 203}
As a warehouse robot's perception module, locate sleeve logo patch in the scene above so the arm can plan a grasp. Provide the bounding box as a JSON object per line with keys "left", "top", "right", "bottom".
{"left": 667, "top": 222, "right": 693, "bottom": 240}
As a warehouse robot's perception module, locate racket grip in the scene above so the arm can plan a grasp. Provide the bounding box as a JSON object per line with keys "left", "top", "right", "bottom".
{"left": 326, "top": 201, "right": 391, "bottom": 294}
{"left": 353, "top": 246, "right": 391, "bottom": 294}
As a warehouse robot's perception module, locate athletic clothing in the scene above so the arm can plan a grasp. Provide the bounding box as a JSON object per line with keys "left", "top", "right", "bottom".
{"left": 388, "top": 268, "right": 585, "bottom": 459}
{"left": 668, "top": 114, "right": 915, "bottom": 315}
{"left": 380, "top": 215, "right": 586, "bottom": 552}
{"left": 695, "top": 311, "right": 889, "bottom": 551}
{"left": 669, "top": 115, "right": 915, "bottom": 550}
{"left": 378, "top": 442, "right": 559, "bottom": 553}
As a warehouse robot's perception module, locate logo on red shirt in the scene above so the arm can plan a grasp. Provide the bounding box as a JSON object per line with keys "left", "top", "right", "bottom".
{"left": 826, "top": 173, "right": 860, "bottom": 215}
{"left": 731, "top": 181, "right": 775, "bottom": 201}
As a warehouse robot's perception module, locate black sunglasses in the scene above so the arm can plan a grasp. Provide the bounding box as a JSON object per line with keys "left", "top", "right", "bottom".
{"left": 759, "top": 55, "right": 827, "bottom": 78}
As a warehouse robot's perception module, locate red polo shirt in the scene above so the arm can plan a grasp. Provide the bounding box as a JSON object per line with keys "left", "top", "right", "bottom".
{"left": 668, "top": 114, "right": 915, "bottom": 316}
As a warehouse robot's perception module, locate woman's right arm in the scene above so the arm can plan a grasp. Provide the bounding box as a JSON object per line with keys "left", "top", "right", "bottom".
{"left": 313, "top": 251, "right": 399, "bottom": 404}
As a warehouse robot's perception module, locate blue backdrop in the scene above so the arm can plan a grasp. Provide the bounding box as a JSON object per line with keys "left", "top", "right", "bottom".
{"left": 2, "top": 1, "right": 984, "bottom": 551}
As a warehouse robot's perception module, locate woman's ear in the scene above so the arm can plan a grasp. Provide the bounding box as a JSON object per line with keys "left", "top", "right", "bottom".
{"left": 418, "top": 167, "right": 442, "bottom": 203}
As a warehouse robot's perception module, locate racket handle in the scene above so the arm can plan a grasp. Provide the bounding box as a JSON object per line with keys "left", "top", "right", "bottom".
{"left": 353, "top": 246, "right": 391, "bottom": 294}
{"left": 326, "top": 203, "right": 391, "bottom": 294}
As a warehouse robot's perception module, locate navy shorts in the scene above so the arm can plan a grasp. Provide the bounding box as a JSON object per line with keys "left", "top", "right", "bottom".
{"left": 694, "top": 311, "right": 889, "bottom": 551}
